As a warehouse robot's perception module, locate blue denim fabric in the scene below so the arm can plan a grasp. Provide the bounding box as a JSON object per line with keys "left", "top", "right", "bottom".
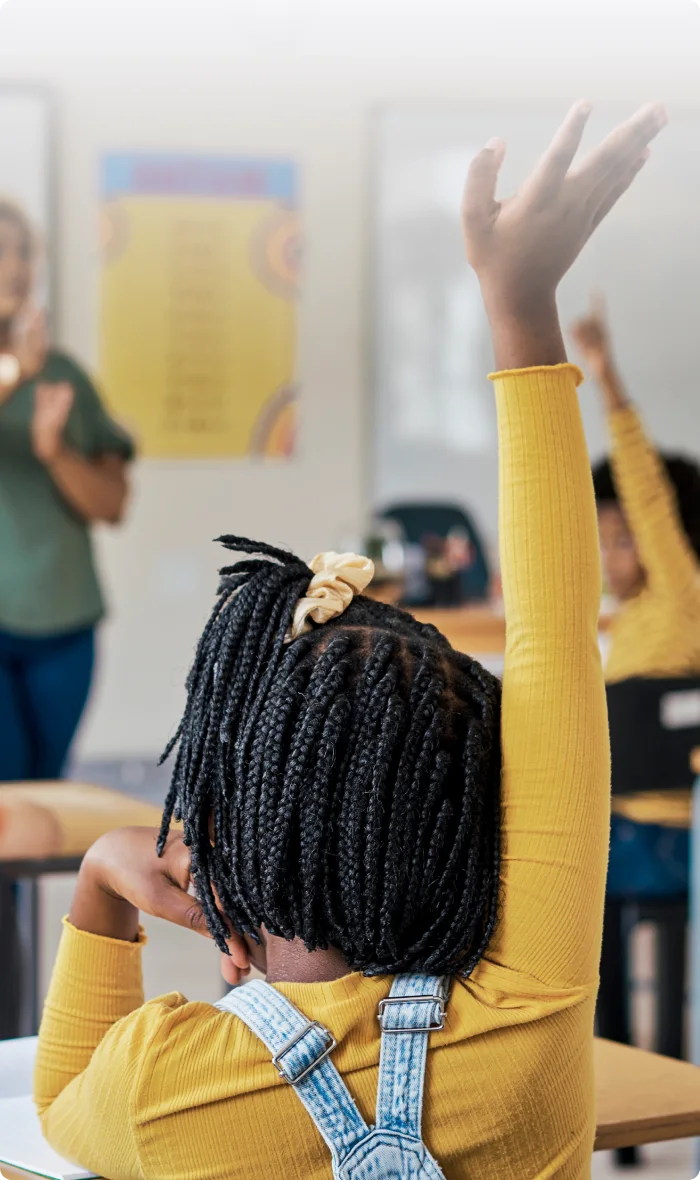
{"left": 216, "top": 973, "right": 449, "bottom": 1178}
{"left": 607, "top": 814, "right": 689, "bottom": 898}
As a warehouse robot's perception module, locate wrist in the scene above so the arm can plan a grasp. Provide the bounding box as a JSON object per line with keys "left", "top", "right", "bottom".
{"left": 481, "top": 284, "right": 558, "bottom": 325}
{"left": 481, "top": 289, "right": 567, "bottom": 371}
{"left": 70, "top": 855, "right": 139, "bottom": 942}
{"left": 599, "top": 365, "right": 629, "bottom": 412}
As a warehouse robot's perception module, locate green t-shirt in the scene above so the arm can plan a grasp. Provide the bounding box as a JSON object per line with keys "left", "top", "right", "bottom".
{"left": 0, "top": 351, "right": 134, "bottom": 636}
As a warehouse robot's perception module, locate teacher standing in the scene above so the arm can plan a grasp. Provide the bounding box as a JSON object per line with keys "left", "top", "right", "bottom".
{"left": 0, "top": 199, "right": 134, "bottom": 782}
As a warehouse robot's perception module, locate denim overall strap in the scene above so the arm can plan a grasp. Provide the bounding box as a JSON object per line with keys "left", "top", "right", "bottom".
{"left": 216, "top": 979, "right": 369, "bottom": 1169}
{"left": 375, "top": 974, "right": 451, "bottom": 1139}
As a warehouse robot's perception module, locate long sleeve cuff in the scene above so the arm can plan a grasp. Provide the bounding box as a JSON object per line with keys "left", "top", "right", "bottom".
{"left": 44, "top": 917, "right": 147, "bottom": 1024}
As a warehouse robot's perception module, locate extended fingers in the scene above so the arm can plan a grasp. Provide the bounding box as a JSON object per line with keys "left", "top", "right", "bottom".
{"left": 462, "top": 138, "right": 506, "bottom": 236}
{"left": 572, "top": 104, "right": 666, "bottom": 196}
{"left": 588, "top": 151, "right": 651, "bottom": 235}
{"left": 522, "top": 101, "right": 592, "bottom": 198}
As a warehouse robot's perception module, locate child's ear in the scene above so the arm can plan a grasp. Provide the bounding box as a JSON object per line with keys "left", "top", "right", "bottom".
{"left": 244, "top": 931, "right": 267, "bottom": 975}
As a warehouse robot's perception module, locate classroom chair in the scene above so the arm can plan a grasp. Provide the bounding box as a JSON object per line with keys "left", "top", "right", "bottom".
{"left": 381, "top": 502, "right": 490, "bottom": 604}
{"left": 600, "top": 677, "right": 700, "bottom": 1165}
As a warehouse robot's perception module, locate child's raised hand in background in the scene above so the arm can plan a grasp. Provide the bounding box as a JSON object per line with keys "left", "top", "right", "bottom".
{"left": 570, "top": 296, "right": 630, "bottom": 412}
{"left": 69, "top": 826, "right": 251, "bottom": 979}
{"left": 570, "top": 296, "right": 613, "bottom": 381}
{"left": 461, "top": 101, "right": 667, "bottom": 369}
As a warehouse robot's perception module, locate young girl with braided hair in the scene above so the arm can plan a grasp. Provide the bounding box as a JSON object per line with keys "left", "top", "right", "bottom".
{"left": 33, "top": 101, "right": 667, "bottom": 1180}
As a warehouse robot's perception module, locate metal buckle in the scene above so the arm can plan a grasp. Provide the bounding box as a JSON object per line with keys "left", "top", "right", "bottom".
{"left": 378, "top": 993, "right": 446, "bottom": 1033}
{"left": 271, "top": 1021, "right": 337, "bottom": 1085}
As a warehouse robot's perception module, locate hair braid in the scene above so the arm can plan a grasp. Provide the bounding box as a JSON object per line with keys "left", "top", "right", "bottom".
{"left": 161, "top": 536, "right": 502, "bottom": 974}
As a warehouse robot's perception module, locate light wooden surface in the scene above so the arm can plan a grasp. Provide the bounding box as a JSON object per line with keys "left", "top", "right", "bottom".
{"left": 411, "top": 605, "right": 507, "bottom": 654}
{"left": 0, "top": 783, "right": 164, "bottom": 862}
{"left": 611, "top": 789, "right": 693, "bottom": 830}
{"left": 2, "top": 1039, "right": 700, "bottom": 1176}
{"left": 594, "top": 1038, "right": 700, "bottom": 1150}
{"left": 412, "top": 604, "right": 612, "bottom": 656}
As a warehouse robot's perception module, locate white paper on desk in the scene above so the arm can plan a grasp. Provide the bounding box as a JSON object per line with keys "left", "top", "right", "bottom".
{"left": 0, "top": 1096, "right": 99, "bottom": 1179}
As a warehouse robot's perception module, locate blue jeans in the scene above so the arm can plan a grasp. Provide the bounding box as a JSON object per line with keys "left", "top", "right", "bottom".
{"left": 0, "top": 626, "right": 95, "bottom": 781}
{"left": 606, "top": 813, "right": 690, "bottom": 899}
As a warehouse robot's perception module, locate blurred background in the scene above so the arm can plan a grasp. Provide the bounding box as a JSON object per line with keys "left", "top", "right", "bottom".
{"left": 0, "top": 0, "right": 694, "bottom": 772}
{"left": 1, "top": 2, "right": 700, "bottom": 1173}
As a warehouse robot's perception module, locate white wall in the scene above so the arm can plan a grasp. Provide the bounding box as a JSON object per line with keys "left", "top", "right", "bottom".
{"left": 1, "top": 0, "right": 698, "bottom": 757}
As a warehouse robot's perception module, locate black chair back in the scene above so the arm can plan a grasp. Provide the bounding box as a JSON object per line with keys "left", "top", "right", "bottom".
{"left": 606, "top": 676, "right": 700, "bottom": 795}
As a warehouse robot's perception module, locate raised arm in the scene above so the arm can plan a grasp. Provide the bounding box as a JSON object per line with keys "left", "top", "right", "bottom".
{"left": 572, "top": 302, "right": 699, "bottom": 598}
{"left": 463, "top": 102, "right": 667, "bottom": 988}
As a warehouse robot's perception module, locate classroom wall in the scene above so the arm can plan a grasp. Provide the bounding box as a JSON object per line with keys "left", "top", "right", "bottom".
{"left": 1, "top": 0, "right": 698, "bottom": 758}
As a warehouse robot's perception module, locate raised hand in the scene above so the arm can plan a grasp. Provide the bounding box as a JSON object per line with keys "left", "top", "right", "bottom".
{"left": 31, "top": 380, "right": 74, "bottom": 464}
{"left": 462, "top": 102, "right": 667, "bottom": 321}
{"left": 570, "top": 296, "right": 613, "bottom": 381}
{"left": 571, "top": 295, "right": 630, "bottom": 411}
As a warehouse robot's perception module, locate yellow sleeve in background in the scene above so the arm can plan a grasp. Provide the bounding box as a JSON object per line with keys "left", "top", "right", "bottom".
{"left": 608, "top": 405, "right": 700, "bottom": 600}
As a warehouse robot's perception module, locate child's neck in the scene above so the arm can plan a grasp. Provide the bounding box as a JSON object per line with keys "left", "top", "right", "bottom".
{"left": 264, "top": 934, "right": 352, "bottom": 984}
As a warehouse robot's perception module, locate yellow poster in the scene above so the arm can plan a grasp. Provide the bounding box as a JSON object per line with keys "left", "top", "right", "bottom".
{"left": 100, "top": 155, "right": 299, "bottom": 458}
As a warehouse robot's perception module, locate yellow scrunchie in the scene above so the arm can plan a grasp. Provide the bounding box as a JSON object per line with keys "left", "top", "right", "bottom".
{"left": 286, "top": 551, "right": 375, "bottom": 642}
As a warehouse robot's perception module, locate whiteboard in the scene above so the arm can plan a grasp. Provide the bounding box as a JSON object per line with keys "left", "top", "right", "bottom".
{"left": 372, "top": 106, "right": 700, "bottom": 544}
{"left": 0, "top": 86, "right": 52, "bottom": 308}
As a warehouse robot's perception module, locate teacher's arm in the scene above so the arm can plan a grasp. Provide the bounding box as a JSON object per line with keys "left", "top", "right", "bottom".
{"left": 32, "top": 381, "right": 130, "bottom": 523}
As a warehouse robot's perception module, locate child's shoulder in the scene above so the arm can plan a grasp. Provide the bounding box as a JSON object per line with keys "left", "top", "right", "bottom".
{"left": 126, "top": 995, "right": 277, "bottom": 1103}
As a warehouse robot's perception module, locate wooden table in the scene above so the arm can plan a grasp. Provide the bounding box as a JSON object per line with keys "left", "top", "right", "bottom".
{"left": 594, "top": 1037, "right": 700, "bottom": 1150}
{"left": 0, "top": 783, "right": 165, "bottom": 1039}
{"left": 411, "top": 604, "right": 615, "bottom": 658}
{"left": 1, "top": 1038, "right": 699, "bottom": 1177}
{"left": 412, "top": 605, "right": 507, "bottom": 655}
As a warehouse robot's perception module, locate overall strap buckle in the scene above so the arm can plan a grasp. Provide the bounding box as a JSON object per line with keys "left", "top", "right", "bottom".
{"left": 271, "top": 1019, "right": 338, "bottom": 1085}
{"left": 378, "top": 991, "right": 446, "bottom": 1033}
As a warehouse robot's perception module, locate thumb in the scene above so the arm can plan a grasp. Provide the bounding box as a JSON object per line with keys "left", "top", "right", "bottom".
{"left": 462, "top": 139, "right": 506, "bottom": 234}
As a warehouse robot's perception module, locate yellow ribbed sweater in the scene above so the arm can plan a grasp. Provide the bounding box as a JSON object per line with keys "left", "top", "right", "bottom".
{"left": 604, "top": 406, "right": 700, "bottom": 828}
{"left": 34, "top": 366, "right": 610, "bottom": 1180}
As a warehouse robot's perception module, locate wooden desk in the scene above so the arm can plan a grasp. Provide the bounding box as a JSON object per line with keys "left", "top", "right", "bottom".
{"left": 412, "top": 605, "right": 506, "bottom": 655}
{"left": 594, "top": 1038, "right": 700, "bottom": 1150}
{"left": 2, "top": 1039, "right": 699, "bottom": 1177}
{"left": 411, "top": 605, "right": 613, "bottom": 657}
{"left": 0, "top": 783, "right": 165, "bottom": 1040}
{"left": 0, "top": 783, "right": 164, "bottom": 863}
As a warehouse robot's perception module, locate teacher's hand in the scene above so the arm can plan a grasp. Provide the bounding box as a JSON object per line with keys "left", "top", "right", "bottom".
{"left": 31, "top": 381, "right": 74, "bottom": 464}
{"left": 11, "top": 305, "right": 48, "bottom": 384}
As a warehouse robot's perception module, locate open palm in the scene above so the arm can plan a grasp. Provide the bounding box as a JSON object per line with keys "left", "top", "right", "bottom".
{"left": 463, "top": 102, "right": 668, "bottom": 311}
